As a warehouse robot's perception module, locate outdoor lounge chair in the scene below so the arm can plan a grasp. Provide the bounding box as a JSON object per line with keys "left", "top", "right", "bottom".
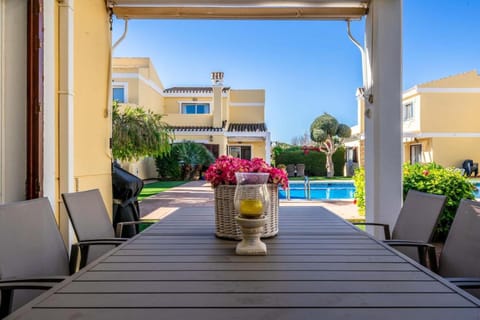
{"left": 403, "top": 199, "right": 480, "bottom": 297}
{"left": 62, "top": 189, "right": 156, "bottom": 272}
{"left": 354, "top": 189, "right": 446, "bottom": 267}
{"left": 296, "top": 163, "right": 305, "bottom": 177}
{"left": 0, "top": 198, "right": 70, "bottom": 318}
{"left": 286, "top": 164, "right": 296, "bottom": 177}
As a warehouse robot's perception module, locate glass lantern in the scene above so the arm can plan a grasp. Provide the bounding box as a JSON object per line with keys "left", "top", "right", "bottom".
{"left": 234, "top": 172, "right": 270, "bottom": 219}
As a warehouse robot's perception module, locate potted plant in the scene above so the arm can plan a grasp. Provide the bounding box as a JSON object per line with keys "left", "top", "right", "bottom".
{"left": 205, "top": 156, "right": 288, "bottom": 240}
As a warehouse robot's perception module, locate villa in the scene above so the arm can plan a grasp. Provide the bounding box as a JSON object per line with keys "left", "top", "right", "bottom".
{"left": 112, "top": 57, "right": 271, "bottom": 179}
{"left": 347, "top": 70, "right": 480, "bottom": 170}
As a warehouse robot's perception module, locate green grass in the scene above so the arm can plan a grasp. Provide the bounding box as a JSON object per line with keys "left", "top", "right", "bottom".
{"left": 138, "top": 181, "right": 186, "bottom": 200}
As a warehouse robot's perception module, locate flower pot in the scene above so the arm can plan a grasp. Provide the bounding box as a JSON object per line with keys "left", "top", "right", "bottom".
{"left": 214, "top": 184, "right": 279, "bottom": 240}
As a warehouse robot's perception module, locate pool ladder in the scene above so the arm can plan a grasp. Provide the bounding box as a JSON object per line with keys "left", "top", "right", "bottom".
{"left": 286, "top": 176, "right": 311, "bottom": 200}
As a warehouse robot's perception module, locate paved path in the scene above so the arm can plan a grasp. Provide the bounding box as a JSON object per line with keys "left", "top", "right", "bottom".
{"left": 140, "top": 181, "right": 362, "bottom": 221}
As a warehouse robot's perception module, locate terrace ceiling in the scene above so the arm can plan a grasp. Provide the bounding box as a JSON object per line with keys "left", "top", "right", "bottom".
{"left": 109, "top": 0, "right": 369, "bottom": 20}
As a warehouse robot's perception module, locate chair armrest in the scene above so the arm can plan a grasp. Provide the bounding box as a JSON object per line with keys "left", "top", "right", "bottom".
{"left": 446, "top": 277, "right": 480, "bottom": 289}
{"left": 353, "top": 222, "right": 391, "bottom": 240}
{"left": 0, "top": 277, "right": 66, "bottom": 318}
{"left": 384, "top": 240, "right": 438, "bottom": 271}
{"left": 70, "top": 239, "right": 128, "bottom": 273}
{"left": 115, "top": 220, "right": 158, "bottom": 237}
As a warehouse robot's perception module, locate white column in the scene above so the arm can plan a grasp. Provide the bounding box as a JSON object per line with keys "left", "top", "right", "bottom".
{"left": 265, "top": 132, "right": 271, "bottom": 164}
{"left": 58, "top": 0, "right": 75, "bottom": 245}
{"left": 364, "top": 0, "right": 403, "bottom": 236}
{"left": 43, "top": 0, "right": 56, "bottom": 206}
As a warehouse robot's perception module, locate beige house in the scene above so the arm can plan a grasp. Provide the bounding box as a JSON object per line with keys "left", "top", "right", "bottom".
{"left": 348, "top": 70, "right": 480, "bottom": 170}
{"left": 112, "top": 58, "right": 271, "bottom": 179}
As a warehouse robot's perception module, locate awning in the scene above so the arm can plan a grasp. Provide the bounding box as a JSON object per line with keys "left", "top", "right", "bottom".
{"left": 109, "top": 1, "right": 369, "bottom": 20}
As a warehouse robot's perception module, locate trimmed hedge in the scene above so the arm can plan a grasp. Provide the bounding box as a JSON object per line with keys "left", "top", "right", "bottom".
{"left": 353, "top": 163, "right": 477, "bottom": 241}
{"left": 275, "top": 148, "right": 346, "bottom": 177}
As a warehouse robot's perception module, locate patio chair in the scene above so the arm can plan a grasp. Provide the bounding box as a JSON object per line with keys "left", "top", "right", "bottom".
{"left": 286, "top": 164, "right": 296, "bottom": 177}
{"left": 0, "top": 198, "right": 70, "bottom": 318}
{"left": 296, "top": 163, "right": 305, "bottom": 177}
{"left": 62, "top": 189, "right": 156, "bottom": 272}
{"left": 354, "top": 189, "right": 446, "bottom": 267}
{"left": 404, "top": 199, "right": 480, "bottom": 297}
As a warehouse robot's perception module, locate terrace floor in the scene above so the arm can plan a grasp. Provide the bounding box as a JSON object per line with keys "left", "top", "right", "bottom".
{"left": 139, "top": 180, "right": 361, "bottom": 221}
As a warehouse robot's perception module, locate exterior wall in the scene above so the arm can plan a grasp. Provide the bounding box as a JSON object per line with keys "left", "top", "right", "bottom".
{"left": 229, "top": 89, "right": 265, "bottom": 123}
{"left": 230, "top": 89, "right": 265, "bottom": 104}
{"left": 430, "top": 138, "right": 480, "bottom": 168}
{"left": 164, "top": 96, "right": 213, "bottom": 115}
{"left": 165, "top": 114, "right": 214, "bottom": 127}
{"left": 1, "top": 0, "right": 28, "bottom": 202}
{"left": 404, "top": 138, "right": 433, "bottom": 164}
{"left": 419, "top": 92, "right": 480, "bottom": 133}
{"left": 72, "top": 0, "right": 113, "bottom": 212}
{"left": 112, "top": 57, "right": 165, "bottom": 114}
{"left": 230, "top": 106, "right": 264, "bottom": 123}
{"left": 349, "top": 71, "right": 480, "bottom": 170}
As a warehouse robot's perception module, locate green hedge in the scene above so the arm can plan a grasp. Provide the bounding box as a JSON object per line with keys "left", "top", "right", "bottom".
{"left": 275, "top": 148, "right": 346, "bottom": 177}
{"left": 353, "top": 163, "right": 477, "bottom": 240}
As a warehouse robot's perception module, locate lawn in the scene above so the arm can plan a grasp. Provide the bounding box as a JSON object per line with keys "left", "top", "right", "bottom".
{"left": 138, "top": 181, "right": 186, "bottom": 200}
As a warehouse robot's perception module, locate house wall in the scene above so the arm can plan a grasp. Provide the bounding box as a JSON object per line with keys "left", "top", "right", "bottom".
{"left": 420, "top": 92, "right": 480, "bottom": 133}
{"left": 431, "top": 138, "right": 480, "bottom": 168}
{"left": 0, "top": 0, "right": 28, "bottom": 202}
{"left": 230, "top": 106, "right": 265, "bottom": 123}
{"left": 164, "top": 96, "right": 213, "bottom": 115}
{"left": 229, "top": 89, "right": 265, "bottom": 123}
{"left": 72, "top": 0, "right": 113, "bottom": 211}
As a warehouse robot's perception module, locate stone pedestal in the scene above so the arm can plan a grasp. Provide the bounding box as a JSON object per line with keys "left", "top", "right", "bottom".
{"left": 235, "top": 216, "right": 267, "bottom": 255}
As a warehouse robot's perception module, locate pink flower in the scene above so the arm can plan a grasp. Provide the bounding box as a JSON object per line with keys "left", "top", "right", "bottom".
{"left": 422, "top": 170, "right": 429, "bottom": 176}
{"left": 205, "top": 156, "right": 289, "bottom": 189}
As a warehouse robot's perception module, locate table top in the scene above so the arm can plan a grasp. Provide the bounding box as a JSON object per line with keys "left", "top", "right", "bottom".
{"left": 8, "top": 205, "right": 480, "bottom": 319}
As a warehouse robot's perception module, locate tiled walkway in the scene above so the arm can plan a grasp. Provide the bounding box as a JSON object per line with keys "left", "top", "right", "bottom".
{"left": 139, "top": 181, "right": 362, "bottom": 221}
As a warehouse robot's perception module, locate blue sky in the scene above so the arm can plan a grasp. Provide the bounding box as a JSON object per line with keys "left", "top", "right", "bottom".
{"left": 112, "top": 0, "right": 480, "bottom": 143}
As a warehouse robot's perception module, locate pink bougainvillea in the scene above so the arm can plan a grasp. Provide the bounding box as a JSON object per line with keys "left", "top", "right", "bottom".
{"left": 205, "top": 155, "right": 289, "bottom": 190}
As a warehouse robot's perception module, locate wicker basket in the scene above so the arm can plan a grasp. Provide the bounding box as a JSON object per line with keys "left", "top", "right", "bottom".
{"left": 214, "top": 184, "right": 279, "bottom": 240}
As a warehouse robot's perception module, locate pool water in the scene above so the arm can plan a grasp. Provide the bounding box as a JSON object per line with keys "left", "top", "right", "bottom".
{"left": 278, "top": 181, "right": 480, "bottom": 201}
{"left": 474, "top": 183, "right": 480, "bottom": 198}
{"left": 279, "top": 181, "right": 355, "bottom": 200}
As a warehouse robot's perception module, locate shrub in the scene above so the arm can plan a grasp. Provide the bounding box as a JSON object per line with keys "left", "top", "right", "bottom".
{"left": 352, "top": 167, "right": 365, "bottom": 216}
{"left": 275, "top": 148, "right": 345, "bottom": 177}
{"left": 353, "top": 163, "right": 476, "bottom": 240}
{"left": 403, "top": 163, "right": 475, "bottom": 240}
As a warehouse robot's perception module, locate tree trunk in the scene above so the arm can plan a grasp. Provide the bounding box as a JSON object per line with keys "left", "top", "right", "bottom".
{"left": 326, "top": 153, "right": 334, "bottom": 177}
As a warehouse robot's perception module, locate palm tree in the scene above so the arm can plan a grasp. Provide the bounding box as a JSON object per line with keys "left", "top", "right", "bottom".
{"left": 175, "top": 141, "right": 215, "bottom": 180}
{"left": 112, "top": 102, "right": 174, "bottom": 161}
{"left": 310, "top": 113, "right": 351, "bottom": 177}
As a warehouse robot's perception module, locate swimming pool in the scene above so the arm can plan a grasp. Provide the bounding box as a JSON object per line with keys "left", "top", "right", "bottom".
{"left": 279, "top": 181, "right": 480, "bottom": 201}
{"left": 474, "top": 182, "right": 480, "bottom": 198}
{"left": 279, "top": 181, "right": 355, "bottom": 200}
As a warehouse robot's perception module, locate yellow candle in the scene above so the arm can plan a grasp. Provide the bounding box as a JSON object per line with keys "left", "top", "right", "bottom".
{"left": 239, "top": 199, "right": 264, "bottom": 217}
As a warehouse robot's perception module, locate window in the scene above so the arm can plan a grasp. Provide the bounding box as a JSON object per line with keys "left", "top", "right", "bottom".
{"left": 403, "top": 102, "right": 414, "bottom": 121}
{"left": 228, "top": 146, "right": 251, "bottom": 160}
{"left": 410, "top": 144, "right": 422, "bottom": 164}
{"left": 181, "top": 103, "right": 210, "bottom": 114}
{"left": 112, "top": 85, "right": 126, "bottom": 103}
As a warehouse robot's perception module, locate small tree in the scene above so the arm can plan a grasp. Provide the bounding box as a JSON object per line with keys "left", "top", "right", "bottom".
{"left": 310, "top": 113, "right": 351, "bottom": 177}
{"left": 112, "top": 102, "right": 174, "bottom": 161}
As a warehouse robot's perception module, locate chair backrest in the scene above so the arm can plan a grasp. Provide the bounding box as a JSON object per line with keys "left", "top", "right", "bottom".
{"left": 0, "top": 198, "right": 69, "bottom": 310}
{"left": 439, "top": 199, "right": 480, "bottom": 277}
{"left": 62, "top": 189, "right": 116, "bottom": 241}
{"left": 392, "top": 189, "right": 446, "bottom": 243}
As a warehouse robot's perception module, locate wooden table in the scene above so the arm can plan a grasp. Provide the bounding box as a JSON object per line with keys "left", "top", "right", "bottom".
{"left": 7, "top": 206, "right": 480, "bottom": 319}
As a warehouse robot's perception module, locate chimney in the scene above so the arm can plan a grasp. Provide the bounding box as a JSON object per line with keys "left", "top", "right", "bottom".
{"left": 211, "top": 72, "right": 224, "bottom": 86}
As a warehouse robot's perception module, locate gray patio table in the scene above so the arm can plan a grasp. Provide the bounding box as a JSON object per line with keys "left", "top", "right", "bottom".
{"left": 7, "top": 205, "right": 480, "bottom": 319}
